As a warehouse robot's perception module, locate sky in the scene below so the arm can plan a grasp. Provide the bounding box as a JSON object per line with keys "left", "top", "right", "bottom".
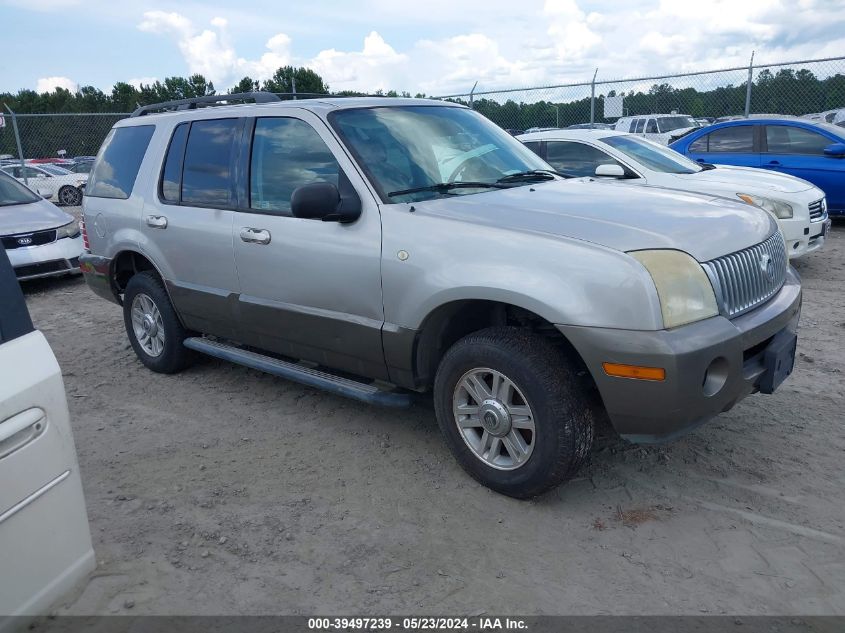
{"left": 1, "top": 0, "right": 845, "bottom": 97}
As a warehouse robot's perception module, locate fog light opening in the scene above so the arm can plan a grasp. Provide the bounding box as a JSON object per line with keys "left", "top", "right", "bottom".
{"left": 702, "top": 357, "right": 729, "bottom": 397}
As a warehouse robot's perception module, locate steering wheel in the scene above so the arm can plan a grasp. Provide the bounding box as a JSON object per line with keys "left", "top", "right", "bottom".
{"left": 447, "top": 155, "right": 488, "bottom": 183}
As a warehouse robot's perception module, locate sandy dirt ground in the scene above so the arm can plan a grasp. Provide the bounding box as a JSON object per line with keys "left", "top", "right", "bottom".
{"left": 19, "top": 215, "right": 845, "bottom": 616}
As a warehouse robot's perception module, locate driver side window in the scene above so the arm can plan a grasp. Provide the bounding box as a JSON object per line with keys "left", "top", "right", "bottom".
{"left": 646, "top": 119, "right": 658, "bottom": 134}
{"left": 250, "top": 117, "right": 341, "bottom": 215}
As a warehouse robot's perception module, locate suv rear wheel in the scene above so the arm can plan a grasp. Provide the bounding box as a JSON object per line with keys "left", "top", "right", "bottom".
{"left": 433, "top": 327, "right": 595, "bottom": 498}
{"left": 123, "top": 271, "right": 192, "bottom": 373}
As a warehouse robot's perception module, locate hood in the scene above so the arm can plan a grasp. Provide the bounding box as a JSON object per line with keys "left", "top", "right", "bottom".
{"left": 0, "top": 198, "right": 73, "bottom": 236}
{"left": 673, "top": 165, "right": 815, "bottom": 193}
{"left": 414, "top": 178, "right": 775, "bottom": 263}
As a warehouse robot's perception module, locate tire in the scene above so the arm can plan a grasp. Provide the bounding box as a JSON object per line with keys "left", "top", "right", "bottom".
{"left": 58, "top": 185, "right": 82, "bottom": 206}
{"left": 123, "top": 271, "right": 192, "bottom": 374}
{"left": 433, "top": 326, "right": 595, "bottom": 499}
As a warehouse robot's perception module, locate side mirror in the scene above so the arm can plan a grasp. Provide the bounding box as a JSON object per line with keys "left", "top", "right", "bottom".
{"left": 595, "top": 163, "right": 625, "bottom": 178}
{"left": 36, "top": 188, "right": 52, "bottom": 199}
{"left": 36, "top": 173, "right": 46, "bottom": 178}
{"left": 823, "top": 142, "right": 845, "bottom": 157}
{"left": 291, "top": 181, "right": 362, "bottom": 223}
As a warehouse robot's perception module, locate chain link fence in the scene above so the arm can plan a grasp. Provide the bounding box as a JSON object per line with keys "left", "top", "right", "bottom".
{"left": 1, "top": 56, "right": 843, "bottom": 181}
{"left": 433, "top": 55, "right": 845, "bottom": 132}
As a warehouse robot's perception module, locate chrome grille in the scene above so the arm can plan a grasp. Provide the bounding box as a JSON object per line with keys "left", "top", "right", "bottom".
{"left": 703, "top": 232, "right": 788, "bottom": 318}
{"left": 808, "top": 198, "right": 826, "bottom": 221}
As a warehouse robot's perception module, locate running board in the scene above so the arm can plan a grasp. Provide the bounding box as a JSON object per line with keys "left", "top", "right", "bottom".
{"left": 183, "top": 337, "right": 413, "bottom": 408}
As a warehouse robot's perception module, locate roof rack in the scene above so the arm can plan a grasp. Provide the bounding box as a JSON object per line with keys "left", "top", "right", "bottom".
{"left": 130, "top": 92, "right": 280, "bottom": 117}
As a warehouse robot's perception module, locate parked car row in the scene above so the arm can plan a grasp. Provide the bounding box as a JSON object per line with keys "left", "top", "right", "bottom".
{"left": 804, "top": 107, "right": 845, "bottom": 127}
{"left": 519, "top": 128, "right": 831, "bottom": 259}
{"left": 670, "top": 116, "right": 845, "bottom": 216}
{"left": 0, "top": 161, "right": 87, "bottom": 206}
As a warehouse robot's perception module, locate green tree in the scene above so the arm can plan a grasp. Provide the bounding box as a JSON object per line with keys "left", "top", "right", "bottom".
{"left": 261, "top": 66, "right": 329, "bottom": 95}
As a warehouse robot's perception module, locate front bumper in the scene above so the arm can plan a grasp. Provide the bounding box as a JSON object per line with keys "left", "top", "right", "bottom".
{"left": 558, "top": 268, "right": 802, "bottom": 443}
{"left": 6, "top": 235, "right": 83, "bottom": 281}
{"left": 785, "top": 217, "right": 830, "bottom": 258}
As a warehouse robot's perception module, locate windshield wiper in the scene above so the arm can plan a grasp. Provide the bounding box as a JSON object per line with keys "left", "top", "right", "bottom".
{"left": 496, "top": 169, "right": 573, "bottom": 184}
{"left": 387, "top": 181, "right": 508, "bottom": 198}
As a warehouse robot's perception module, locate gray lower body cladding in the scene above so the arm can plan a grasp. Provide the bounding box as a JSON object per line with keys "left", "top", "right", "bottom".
{"left": 557, "top": 268, "right": 802, "bottom": 443}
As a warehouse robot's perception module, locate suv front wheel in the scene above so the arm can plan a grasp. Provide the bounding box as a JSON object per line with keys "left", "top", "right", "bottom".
{"left": 123, "top": 271, "right": 192, "bottom": 374}
{"left": 434, "top": 327, "right": 595, "bottom": 499}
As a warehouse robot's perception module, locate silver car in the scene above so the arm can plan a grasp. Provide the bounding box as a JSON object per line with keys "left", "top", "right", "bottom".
{"left": 80, "top": 96, "right": 801, "bottom": 498}
{"left": 0, "top": 173, "right": 83, "bottom": 281}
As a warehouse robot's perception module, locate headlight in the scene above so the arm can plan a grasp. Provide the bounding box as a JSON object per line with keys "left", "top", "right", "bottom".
{"left": 736, "top": 193, "right": 793, "bottom": 219}
{"left": 630, "top": 249, "right": 719, "bottom": 329}
{"left": 56, "top": 219, "right": 80, "bottom": 239}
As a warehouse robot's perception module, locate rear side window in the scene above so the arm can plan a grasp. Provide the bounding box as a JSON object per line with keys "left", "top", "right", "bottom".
{"left": 703, "top": 125, "right": 754, "bottom": 153}
{"left": 765, "top": 125, "right": 831, "bottom": 155}
{"left": 160, "top": 123, "right": 189, "bottom": 202}
{"left": 249, "top": 117, "right": 340, "bottom": 215}
{"left": 181, "top": 119, "right": 238, "bottom": 207}
{"left": 87, "top": 125, "right": 155, "bottom": 199}
{"left": 628, "top": 120, "right": 637, "bottom": 133}
{"left": 646, "top": 119, "right": 658, "bottom": 133}
{"left": 635, "top": 119, "right": 646, "bottom": 133}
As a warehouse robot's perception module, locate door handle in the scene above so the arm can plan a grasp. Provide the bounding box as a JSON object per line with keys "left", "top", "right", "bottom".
{"left": 240, "top": 228, "right": 271, "bottom": 245}
{"left": 765, "top": 160, "right": 781, "bottom": 166}
{"left": 146, "top": 215, "right": 168, "bottom": 229}
{"left": 0, "top": 407, "right": 46, "bottom": 459}
{"left": 696, "top": 158, "right": 705, "bottom": 163}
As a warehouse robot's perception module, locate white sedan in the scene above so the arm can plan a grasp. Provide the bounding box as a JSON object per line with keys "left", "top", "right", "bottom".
{"left": 0, "top": 172, "right": 83, "bottom": 280}
{"left": 519, "top": 129, "right": 830, "bottom": 259}
{"left": 0, "top": 163, "right": 87, "bottom": 206}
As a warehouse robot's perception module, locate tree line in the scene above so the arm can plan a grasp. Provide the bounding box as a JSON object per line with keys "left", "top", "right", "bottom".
{"left": 1, "top": 65, "right": 843, "bottom": 158}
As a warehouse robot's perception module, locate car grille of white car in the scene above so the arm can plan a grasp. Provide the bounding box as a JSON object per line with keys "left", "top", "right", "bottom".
{"left": 1, "top": 229, "right": 58, "bottom": 250}
{"left": 702, "top": 232, "right": 788, "bottom": 319}
{"left": 808, "top": 198, "right": 826, "bottom": 221}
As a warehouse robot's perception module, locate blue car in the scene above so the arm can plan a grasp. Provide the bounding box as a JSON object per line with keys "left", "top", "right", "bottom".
{"left": 670, "top": 118, "right": 845, "bottom": 215}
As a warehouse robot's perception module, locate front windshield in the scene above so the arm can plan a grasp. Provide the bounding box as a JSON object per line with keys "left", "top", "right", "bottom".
{"left": 0, "top": 173, "right": 40, "bottom": 206}
{"left": 40, "top": 164, "right": 71, "bottom": 175}
{"left": 602, "top": 134, "right": 702, "bottom": 174}
{"left": 329, "top": 105, "right": 551, "bottom": 203}
{"left": 658, "top": 116, "right": 695, "bottom": 133}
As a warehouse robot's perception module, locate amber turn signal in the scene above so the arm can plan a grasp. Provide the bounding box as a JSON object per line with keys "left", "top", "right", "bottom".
{"left": 602, "top": 362, "right": 666, "bottom": 381}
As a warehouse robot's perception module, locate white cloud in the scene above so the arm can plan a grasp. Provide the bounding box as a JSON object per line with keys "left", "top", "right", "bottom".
{"left": 310, "top": 32, "right": 408, "bottom": 92}
{"left": 127, "top": 77, "right": 158, "bottom": 89}
{"left": 36, "top": 76, "right": 78, "bottom": 93}
{"left": 133, "top": 1, "right": 845, "bottom": 96}
{"left": 138, "top": 10, "right": 293, "bottom": 87}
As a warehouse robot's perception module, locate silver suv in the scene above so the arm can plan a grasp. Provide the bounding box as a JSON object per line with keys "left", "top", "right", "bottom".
{"left": 80, "top": 94, "right": 801, "bottom": 498}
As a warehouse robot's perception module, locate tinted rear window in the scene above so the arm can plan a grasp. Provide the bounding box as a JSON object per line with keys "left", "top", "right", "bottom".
{"left": 181, "top": 119, "right": 238, "bottom": 207}
{"left": 87, "top": 125, "right": 155, "bottom": 199}
{"left": 160, "top": 122, "right": 189, "bottom": 202}
{"left": 765, "top": 125, "right": 831, "bottom": 155}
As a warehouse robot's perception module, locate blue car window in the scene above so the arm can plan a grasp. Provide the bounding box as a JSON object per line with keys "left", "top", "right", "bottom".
{"left": 765, "top": 125, "right": 831, "bottom": 155}
{"left": 703, "top": 126, "right": 753, "bottom": 153}
{"left": 688, "top": 135, "right": 708, "bottom": 152}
